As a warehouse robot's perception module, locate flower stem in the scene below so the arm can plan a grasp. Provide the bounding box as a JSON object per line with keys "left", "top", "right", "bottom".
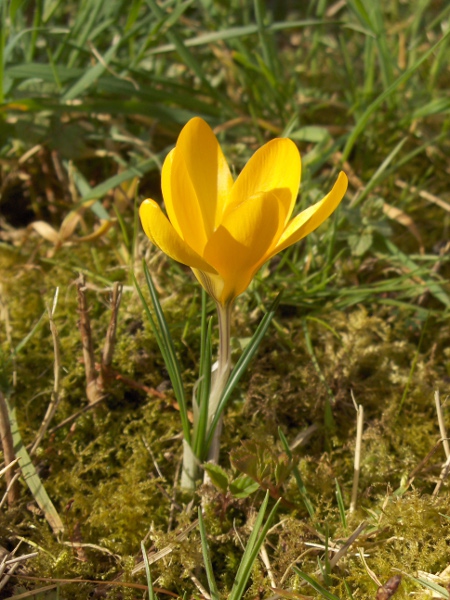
{"left": 206, "top": 301, "right": 232, "bottom": 466}
{"left": 181, "top": 300, "right": 232, "bottom": 489}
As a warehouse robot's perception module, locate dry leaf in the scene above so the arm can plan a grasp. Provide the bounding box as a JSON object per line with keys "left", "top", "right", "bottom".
{"left": 382, "top": 202, "right": 424, "bottom": 253}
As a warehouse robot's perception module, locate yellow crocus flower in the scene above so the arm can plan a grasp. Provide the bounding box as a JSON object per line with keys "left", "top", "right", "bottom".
{"left": 139, "top": 117, "right": 348, "bottom": 306}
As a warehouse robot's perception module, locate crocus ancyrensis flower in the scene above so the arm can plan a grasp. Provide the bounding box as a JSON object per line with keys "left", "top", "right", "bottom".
{"left": 140, "top": 117, "right": 348, "bottom": 306}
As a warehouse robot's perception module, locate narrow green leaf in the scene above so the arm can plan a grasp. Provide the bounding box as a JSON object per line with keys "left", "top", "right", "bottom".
{"left": 384, "top": 239, "right": 450, "bottom": 307}
{"left": 335, "top": 479, "right": 347, "bottom": 531}
{"left": 9, "top": 0, "right": 26, "bottom": 22}
{"left": 62, "top": 36, "right": 120, "bottom": 101}
{"left": 302, "top": 319, "right": 335, "bottom": 434}
{"left": 13, "top": 311, "right": 46, "bottom": 356}
{"left": 254, "top": 0, "right": 278, "bottom": 78}
{"left": 292, "top": 568, "right": 341, "bottom": 600}
{"left": 405, "top": 573, "right": 448, "bottom": 599}
{"left": 413, "top": 97, "right": 450, "bottom": 119}
{"left": 342, "top": 29, "right": 450, "bottom": 162}
{"left": 147, "top": 20, "right": 330, "bottom": 54}
{"left": 193, "top": 309, "right": 213, "bottom": 459}
{"left": 145, "top": 0, "right": 230, "bottom": 111}
{"left": 141, "top": 541, "right": 156, "bottom": 600}
{"left": 133, "top": 265, "right": 190, "bottom": 444}
{"left": 0, "top": 0, "right": 6, "bottom": 103}
{"left": 6, "top": 398, "right": 64, "bottom": 535}
{"left": 278, "top": 428, "right": 315, "bottom": 519}
{"left": 344, "top": 580, "right": 356, "bottom": 600}
{"left": 198, "top": 508, "right": 220, "bottom": 600}
{"left": 80, "top": 154, "right": 163, "bottom": 203}
{"left": 350, "top": 137, "right": 408, "bottom": 207}
{"left": 229, "top": 492, "right": 279, "bottom": 600}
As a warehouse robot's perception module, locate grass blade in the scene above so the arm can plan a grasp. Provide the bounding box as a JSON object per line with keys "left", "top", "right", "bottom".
{"left": 6, "top": 397, "right": 64, "bottom": 535}
{"left": 145, "top": 0, "right": 231, "bottom": 112}
{"left": 192, "top": 301, "right": 213, "bottom": 460}
{"left": 342, "top": 28, "right": 450, "bottom": 162}
{"left": 406, "top": 574, "right": 448, "bottom": 598}
{"left": 133, "top": 264, "right": 190, "bottom": 443}
{"left": 141, "top": 541, "right": 157, "bottom": 600}
{"left": 62, "top": 35, "right": 120, "bottom": 101}
{"left": 278, "top": 428, "right": 315, "bottom": 519}
{"left": 335, "top": 479, "right": 347, "bottom": 531}
{"left": 293, "top": 568, "right": 341, "bottom": 600}
{"left": 198, "top": 508, "right": 219, "bottom": 600}
{"left": 0, "top": 0, "right": 7, "bottom": 103}
{"left": 229, "top": 492, "right": 279, "bottom": 600}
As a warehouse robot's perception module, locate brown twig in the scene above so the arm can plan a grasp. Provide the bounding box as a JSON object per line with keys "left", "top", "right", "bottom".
{"left": 77, "top": 274, "right": 98, "bottom": 404}
{"left": 76, "top": 277, "right": 124, "bottom": 405}
{"left": 0, "top": 392, "right": 19, "bottom": 505}
{"left": 350, "top": 390, "right": 364, "bottom": 513}
{"left": 97, "top": 281, "right": 123, "bottom": 394}
{"left": 395, "top": 179, "right": 450, "bottom": 213}
{"left": 0, "top": 471, "right": 21, "bottom": 509}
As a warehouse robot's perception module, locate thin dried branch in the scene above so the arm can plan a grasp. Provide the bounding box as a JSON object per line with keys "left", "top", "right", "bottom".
{"left": 77, "top": 277, "right": 123, "bottom": 405}
{"left": 434, "top": 390, "right": 450, "bottom": 458}
{"left": 0, "top": 392, "right": 19, "bottom": 505}
{"left": 132, "top": 520, "right": 199, "bottom": 575}
{"left": 260, "top": 543, "right": 277, "bottom": 588}
{"left": 406, "top": 439, "right": 444, "bottom": 489}
{"left": 396, "top": 179, "right": 450, "bottom": 213}
{"left": 432, "top": 453, "right": 450, "bottom": 498}
{"left": 350, "top": 390, "right": 364, "bottom": 513}
{"left": 97, "top": 282, "right": 123, "bottom": 393}
{"left": 0, "top": 471, "right": 21, "bottom": 509}
{"left": 328, "top": 521, "right": 367, "bottom": 569}
{"left": 189, "top": 573, "right": 211, "bottom": 599}
{"left": 77, "top": 274, "right": 98, "bottom": 404}
{"left": 0, "top": 542, "right": 38, "bottom": 593}
{"left": 0, "top": 288, "right": 16, "bottom": 386}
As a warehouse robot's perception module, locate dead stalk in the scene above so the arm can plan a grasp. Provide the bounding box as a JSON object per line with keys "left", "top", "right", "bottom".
{"left": 350, "top": 390, "right": 364, "bottom": 513}
{"left": 77, "top": 274, "right": 98, "bottom": 404}
{"left": 432, "top": 390, "right": 450, "bottom": 497}
{"left": 434, "top": 390, "right": 450, "bottom": 458}
{"left": 0, "top": 472, "right": 21, "bottom": 509}
{"left": 97, "top": 281, "right": 123, "bottom": 393}
{"left": 76, "top": 275, "right": 123, "bottom": 405}
{"left": 0, "top": 392, "right": 19, "bottom": 505}
{"left": 260, "top": 543, "right": 277, "bottom": 588}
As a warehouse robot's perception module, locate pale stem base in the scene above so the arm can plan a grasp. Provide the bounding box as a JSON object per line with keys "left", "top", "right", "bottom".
{"left": 180, "top": 301, "right": 232, "bottom": 490}
{"left": 205, "top": 301, "right": 232, "bottom": 470}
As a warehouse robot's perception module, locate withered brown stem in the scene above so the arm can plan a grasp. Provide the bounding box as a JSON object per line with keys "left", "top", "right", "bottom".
{"left": 0, "top": 392, "right": 19, "bottom": 506}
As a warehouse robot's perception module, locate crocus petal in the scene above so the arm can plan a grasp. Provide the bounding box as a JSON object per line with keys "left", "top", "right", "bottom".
{"left": 191, "top": 269, "right": 226, "bottom": 306}
{"left": 204, "top": 189, "right": 287, "bottom": 302}
{"left": 139, "top": 199, "right": 217, "bottom": 273}
{"left": 169, "top": 149, "right": 209, "bottom": 255}
{"left": 270, "top": 171, "right": 348, "bottom": 257}
{"left": 161, "top": 149, "right": 182, "bottom": 237}
{"left": 228, "top": 138, "right": 301, "bottom": 222}
{"left": 175, "top": 117, "right": 233, "bottom": 236}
